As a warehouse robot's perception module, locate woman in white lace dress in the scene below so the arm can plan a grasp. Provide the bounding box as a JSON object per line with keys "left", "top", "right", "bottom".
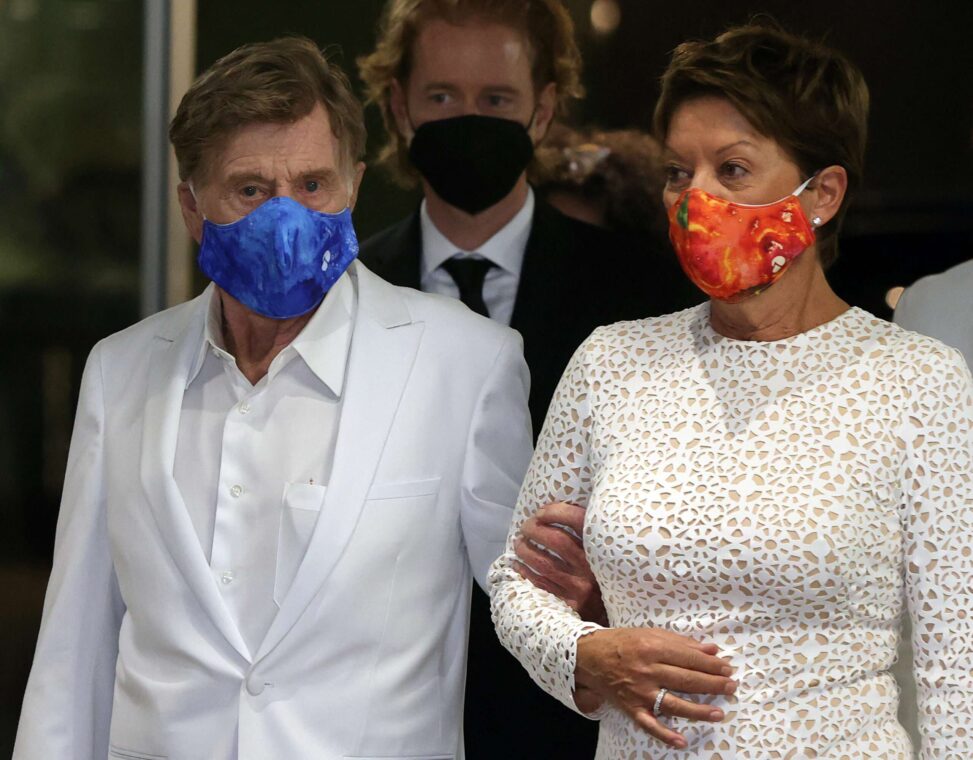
{"left": 490, "top": 23, "right": 973, "bottom": 759}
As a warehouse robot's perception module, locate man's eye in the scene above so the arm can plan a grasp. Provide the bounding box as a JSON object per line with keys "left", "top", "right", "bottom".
{"left": 242, "top": 186, "right": 259, "bottom": 197}
{"left": 305, "top": 180, "right": 320, "bottom": 193}
{"left": 487, "top": 95, "right": 509, "bottom": 107}
{"left": 430, "top": 92, "right": 450, "bottom": 104}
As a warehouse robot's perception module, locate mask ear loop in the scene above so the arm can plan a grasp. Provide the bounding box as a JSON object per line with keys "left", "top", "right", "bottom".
{"left": 793, "top": 172, "right": 822, "bottom": 227}
{"left": 791, "top": 171, "right": 819, "bottom": 197}
{"left": 188, "top": 180, "right": 209, "bottom": 222}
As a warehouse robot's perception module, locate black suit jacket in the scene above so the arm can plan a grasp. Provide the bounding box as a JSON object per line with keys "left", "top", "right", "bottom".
{"left": 361, "top": 201, "right": 698, "bottom": 435}
{"left": 360, "top": 200, "right": 699, "bottom": 759}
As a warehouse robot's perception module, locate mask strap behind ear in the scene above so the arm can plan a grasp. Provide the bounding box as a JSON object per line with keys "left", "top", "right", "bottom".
{"left": 188, "top": 180, "right": 208, "bottom": 221}
{"left": 792, "top": 172, "right": 819, "bottom": 197}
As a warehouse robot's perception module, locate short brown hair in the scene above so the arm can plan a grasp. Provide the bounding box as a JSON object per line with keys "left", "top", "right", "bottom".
{"left": 654, "top": 22, "right": 869, "bottom": 268}
{"left": 358, "top": 0, "right": 584, "bottom": 185}
{"left": 170, "top": 36, "right": 366, "bottom": 183}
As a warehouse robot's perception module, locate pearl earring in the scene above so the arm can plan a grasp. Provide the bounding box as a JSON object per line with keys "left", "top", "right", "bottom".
{"left": 812, "top": 216, "right": 822, "bottom": 227}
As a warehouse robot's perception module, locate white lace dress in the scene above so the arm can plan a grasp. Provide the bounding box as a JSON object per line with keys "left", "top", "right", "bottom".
{"left": 489, "top": 304, "right": 973, "bottom": 759}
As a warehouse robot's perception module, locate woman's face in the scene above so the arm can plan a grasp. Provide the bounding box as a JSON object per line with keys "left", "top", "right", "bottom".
{"left": 662, "top": 96, "right": 806, "bottom": 210}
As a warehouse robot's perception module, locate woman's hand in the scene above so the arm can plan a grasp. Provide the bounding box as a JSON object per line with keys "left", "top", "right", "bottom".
{"left": 575, "top": 628, "right": 737, "bottom": 749}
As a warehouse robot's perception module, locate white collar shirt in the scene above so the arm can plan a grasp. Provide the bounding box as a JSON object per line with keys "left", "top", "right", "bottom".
{"left": 173, "top": 273, "right": 356, "bottom": 656}
{"left": 419, "top": 187, "right": 534, "bottom": 326}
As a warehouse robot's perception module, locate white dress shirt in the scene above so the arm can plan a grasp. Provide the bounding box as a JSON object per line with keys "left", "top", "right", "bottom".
{"left": 419, "top": 187, "right": 534, "bottom": 326}
{"left": 173, "top": 274, "right": 355, "bottom": 655}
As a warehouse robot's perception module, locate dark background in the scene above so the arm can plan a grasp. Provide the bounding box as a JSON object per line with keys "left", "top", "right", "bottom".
{"left": 0, "top": 0, "right": 970, "bottom": 754}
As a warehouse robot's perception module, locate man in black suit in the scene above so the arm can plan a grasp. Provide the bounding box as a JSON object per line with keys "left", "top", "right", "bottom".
{"left": 358, "top": 2, "right": 695, "bottom": 757}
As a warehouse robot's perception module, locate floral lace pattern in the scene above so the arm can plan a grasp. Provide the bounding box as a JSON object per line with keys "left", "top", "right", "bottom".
{"left": 490, "top": 304, "right": 973, "bottom": 759}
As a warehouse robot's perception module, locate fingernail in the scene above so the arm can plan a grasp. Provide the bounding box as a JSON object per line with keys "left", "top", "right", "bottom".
{"left": 709, "top": 709, "right": 724, "bottom": 721}
{"left": 671, "top": 737, "right": 687, "bottom": 749}
{"left": 721, "top": 665, "right": 734, "bottom": 676}
{"left": 725, "top": 680, "right": 738, "bottom": 695}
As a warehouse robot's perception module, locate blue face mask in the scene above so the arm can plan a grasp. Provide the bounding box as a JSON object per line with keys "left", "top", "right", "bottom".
{"left": 197, "top": 196, "right": 359, "bottom": 319}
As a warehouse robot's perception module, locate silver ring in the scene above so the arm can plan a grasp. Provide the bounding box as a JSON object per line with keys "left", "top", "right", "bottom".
{"left": 652, "top": 688, "right": 669, "bottom": 717}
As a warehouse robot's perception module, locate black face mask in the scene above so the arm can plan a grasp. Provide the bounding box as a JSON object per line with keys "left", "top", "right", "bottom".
{"left": 408, "top": 114, "right": 535, "bottom": 215}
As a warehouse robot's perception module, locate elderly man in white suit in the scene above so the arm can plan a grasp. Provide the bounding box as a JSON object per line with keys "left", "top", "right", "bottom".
{"left": 14, "top": 37, "right": 533, "bottom": 760}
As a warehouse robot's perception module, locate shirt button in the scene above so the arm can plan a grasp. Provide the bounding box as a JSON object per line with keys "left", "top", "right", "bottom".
{"left": 219, "top": 570, "right": 235, "bottom": 585}
{"left": 230, "top": 484, "right": 244, "bottom": 498}
{"left": 238, "top": 402, "right": 251, "bottom": 415}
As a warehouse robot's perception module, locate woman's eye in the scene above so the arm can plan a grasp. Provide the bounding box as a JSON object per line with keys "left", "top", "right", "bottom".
{"left": 487, "top": 95, "right": 509, "bottom": 107}
{"left": 665, "top": 165, "right": 690, "bottom": 185}
{"left": 721, "top": 162, "right": 748, "bottom": 180}
{"left": 430, "top": 92, "right": 450, "bottom": 104}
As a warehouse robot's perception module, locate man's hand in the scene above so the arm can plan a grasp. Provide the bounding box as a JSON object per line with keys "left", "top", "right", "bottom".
{"left": 513, "top": 501, "right": 607, "bottom": 625}
{"left": 576, "top": 628, "right": 737, "bottom": 749}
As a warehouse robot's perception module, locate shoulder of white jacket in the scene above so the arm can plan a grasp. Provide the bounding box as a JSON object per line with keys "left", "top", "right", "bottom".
{"left": 354, "top": 259, "right": 517, "bottom": 346}
{"left": 94, "top": 286, "right": 209, "bottom": 354}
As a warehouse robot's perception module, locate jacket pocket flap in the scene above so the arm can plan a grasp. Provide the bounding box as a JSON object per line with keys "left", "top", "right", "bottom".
{"left": 109, "top": 746, "right": 167, "bottom": 760}
{"left": 366, "top": 477, "right": 441, "bottom": 501}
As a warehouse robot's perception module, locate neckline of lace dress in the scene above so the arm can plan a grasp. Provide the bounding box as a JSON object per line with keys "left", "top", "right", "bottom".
{"left": 700, "top": 303, "right": 864, "bottom": 349}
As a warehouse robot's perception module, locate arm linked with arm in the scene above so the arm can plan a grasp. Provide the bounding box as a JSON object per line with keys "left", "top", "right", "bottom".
{"left": 488, "top": 336, "right": 607, "bottom": 715}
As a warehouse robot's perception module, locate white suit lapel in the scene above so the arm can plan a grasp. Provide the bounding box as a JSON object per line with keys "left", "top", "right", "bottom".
{"left": 139, "top": 289, "right": 251, "bottom": 661}
{"left": 255, "top": 263, "right": 424, "bottom": 661}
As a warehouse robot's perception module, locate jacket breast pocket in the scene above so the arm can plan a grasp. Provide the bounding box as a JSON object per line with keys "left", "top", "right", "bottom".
{"left": 366, "top": 477, "right": 441, "bottom": 501}
{"left": 352, "top": 478, "right": 443, "bottom": 555}
{"left": 274, "top": 481, "right": 328, "bottom": 604}
{"left": 109, "top": 745, "right": 167, "bottom": 760}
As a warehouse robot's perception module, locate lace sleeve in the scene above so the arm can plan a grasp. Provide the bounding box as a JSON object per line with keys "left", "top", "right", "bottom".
{"left": 899, "top": 346, "right": 973, "bottom": 759}
{"left": 488, "top": 335, "right": 606, "bottom": 716}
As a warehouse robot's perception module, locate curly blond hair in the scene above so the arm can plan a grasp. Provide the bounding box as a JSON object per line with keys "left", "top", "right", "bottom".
{"left": 358, "top": 0, "right": 584, "bottom": 186}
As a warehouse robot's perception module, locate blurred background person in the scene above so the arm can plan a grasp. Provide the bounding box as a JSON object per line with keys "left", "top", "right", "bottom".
{"left": 894, "top": 257, "right": 973, "bottom": 366}
{"left": 357, "top": 2, "right": 694, "bottom": 757}
{"left": 492, "top": 21, "right": 973, "bottom": 757}
{"left": 890, "top": 254, "right": 973, "bottom": 743}
{"left": 530, "top": 123, "right": 669, "bottom": 240}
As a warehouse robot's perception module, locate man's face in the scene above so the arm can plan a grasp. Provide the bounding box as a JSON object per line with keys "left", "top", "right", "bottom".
{"left": 178, "top": 102, "right": 365, "bottom": 243}
{"left": 391, "top": 17, "right": 555, "bottom": 139}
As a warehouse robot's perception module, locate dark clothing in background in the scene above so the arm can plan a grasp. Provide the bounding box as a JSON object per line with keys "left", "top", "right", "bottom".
{"left": 360, "top": 200, "right": 699, "bottom": 759}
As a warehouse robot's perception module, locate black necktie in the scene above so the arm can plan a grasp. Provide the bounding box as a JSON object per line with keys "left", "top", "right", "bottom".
{"left": 441, "top": 257, "right": 494, "bottom": 318}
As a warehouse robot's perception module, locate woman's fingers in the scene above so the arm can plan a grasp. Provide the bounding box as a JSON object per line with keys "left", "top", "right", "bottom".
{"left": 630, "top": 706, "right": 687, "bottom": 750}
{"left": 655, "top": 691, "right": 726, "bottom": 723}
{"left": 651, "top": 662, "right": 737, "bottom": 695}
{"left": 657, "top": 642, "right": 736, "bottom": 677}
{"left": 650, "top": 627, "right": 723, "bottom": 655}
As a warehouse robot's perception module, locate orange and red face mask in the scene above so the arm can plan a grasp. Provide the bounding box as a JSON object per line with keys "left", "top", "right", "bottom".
{"left": 667, "top": 177, "right": 817, "bottom": 301}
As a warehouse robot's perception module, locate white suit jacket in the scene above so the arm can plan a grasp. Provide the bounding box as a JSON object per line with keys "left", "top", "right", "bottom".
{"left": 14, "top": 261, "right": 532, "bottom": 760}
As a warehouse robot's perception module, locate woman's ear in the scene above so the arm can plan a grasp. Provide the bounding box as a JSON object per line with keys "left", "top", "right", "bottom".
{"left": 807, "top": 165, "right": 847, "bottom": 226}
